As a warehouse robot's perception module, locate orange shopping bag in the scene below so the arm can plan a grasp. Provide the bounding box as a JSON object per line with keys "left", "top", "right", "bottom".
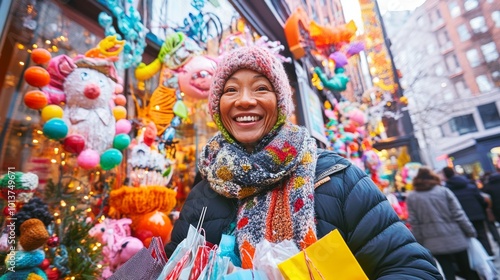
{"left": 277, "top": 229, "right": 368, "bottom": 280}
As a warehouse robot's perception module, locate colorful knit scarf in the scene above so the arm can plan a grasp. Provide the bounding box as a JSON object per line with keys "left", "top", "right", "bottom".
{"left": 198, "top": 123, "right": 318, "bottom": 269}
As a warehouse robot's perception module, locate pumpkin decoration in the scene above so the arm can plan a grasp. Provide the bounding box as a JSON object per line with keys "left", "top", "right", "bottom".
{"left": 24, "top": 90, "right": 48, "bottom": 109}
{"left": 24, "top": 66, "right": 50, "bottom": 88}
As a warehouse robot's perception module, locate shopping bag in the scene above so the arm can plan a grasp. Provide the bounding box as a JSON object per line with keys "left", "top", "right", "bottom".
{"left": 467, "top": 237, "right": 499, "bottom": 280}
{"left": 157, "top": 224, "right": 206, "bottom": 280}
{"left": 277, "top": 229, "right": 368, "bottom": 280}
{"left": 109, "top": 237, "right": 167, "bottom": 280}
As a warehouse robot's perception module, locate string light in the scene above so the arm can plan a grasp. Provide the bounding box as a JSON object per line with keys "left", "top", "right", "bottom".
{"left": 60, "top": 200, "right": 66, "bottom": 207}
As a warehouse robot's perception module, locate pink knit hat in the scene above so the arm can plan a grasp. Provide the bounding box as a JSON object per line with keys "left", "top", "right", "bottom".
{"left": 209, "top": 46, "right": 293, "bottom": 137}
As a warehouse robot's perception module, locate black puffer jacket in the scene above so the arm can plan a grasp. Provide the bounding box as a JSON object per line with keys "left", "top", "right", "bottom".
{"left": 445, "top": 175, "right": 487, "bottom": 221}
{"left": 166, "top": 149, "right": 441, "bottom": 279}
{"left": 483, "top": 173, "right": 500, "bottom": 221}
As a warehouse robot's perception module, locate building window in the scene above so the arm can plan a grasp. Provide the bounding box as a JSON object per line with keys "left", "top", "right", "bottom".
{"left": 449, "top": 1, "right": 461, "bottom": 17}
{"left": 476, "top": 75, "right": 494, "bottom": 92}
{"left": 438, "top": 30, "right": 452, "bottom": 50}
{"left": 457, "top": 24, "right": 471, "bottom": 41}
{"left": 478, "top": 103, "right": 500, "bottom": 129}
{"left": 464, "top": 0, "right": 479, "bottom": 11}
{"left": 466, "top": 48, "right": 481, "bottom": 67}
{"left": 481, "top": 42, "right": 499, "bottom": 63}
{"left": 493, "top": 11, "right": 500, "bottom": 28}
{"left": 450, "top": 114, "right": 478, "bottom": 135}
{"left": 446, "top": 53, "right": 462, "bottom": 73}
{"left": 470, "top": 16, "right": 487, "bottom": 33}
{"left": 454, "top": 80, "right": 471, "bottom": 97}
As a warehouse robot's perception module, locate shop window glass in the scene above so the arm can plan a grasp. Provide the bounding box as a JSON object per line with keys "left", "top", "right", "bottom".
{"left": 478, "top": 103, "right": 500, "bottom": 129}
{"left": 481, "top": 42, "right": 499, "bottom": 63}
{"left": 476, "top": 75, "right": 494, "bottom": 92}
{"left": 457, "top": 24, "right": 471, "bottom": 41}
{"left": 466, "top": 48, "right": 481, "bottom": 67}
{"left": 450, "top": 114, "right": 478, "bottom": 135}
{"left": 449, "top": 1, "right": 461, "bottom": 17}
{"left": 0, "top": 1, "right": 103, "bottom": 172}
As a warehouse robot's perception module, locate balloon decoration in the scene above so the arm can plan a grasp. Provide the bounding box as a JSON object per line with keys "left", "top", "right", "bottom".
{"left": 284, "top": 8, "right": 365, "bottom": 94}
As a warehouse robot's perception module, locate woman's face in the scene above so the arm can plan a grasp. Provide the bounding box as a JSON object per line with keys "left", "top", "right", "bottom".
{"left": 220, "top": 69, "right": 278, "bottom": 151}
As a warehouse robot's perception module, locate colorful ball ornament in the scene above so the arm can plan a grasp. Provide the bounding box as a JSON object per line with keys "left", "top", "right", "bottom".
{"left": 24, "top": 90, "right": 48, "bottom": 110}
{"left": 114, "top": 94, "right": 127, "bottom": 106}
{"left": 132, "top": 210, "right": 173, "bottom": 247}
{"left": 31, "top": 48, "right": 52, "bottom": 64}
{"left": 47, "top": 236, "right": 59, "bottom": 247}
{"left": 77, "top": 150, "right": 100, "bottom": 169}
{"left": 112, "top": 106, "right": 127, "bottom": 120}
{"left": 24, "top": 66, "right": 51, "bottom": 87}
{"left": 113, "top": 134, "right": 131, "bottom": 150}
{"left": 42, "top": 118, "right": 68, "bottom": 140}
{"left": 100, "top": 148, "right": 123, "bottom": 170}
{"left": 115, "top": 119, "right": 132, "bottom": 134}
{"left": 41, "top": 104, "right": 63, "bottom": 121}
{"left": 63, "top": 134, "right": 85, "bottom": 154}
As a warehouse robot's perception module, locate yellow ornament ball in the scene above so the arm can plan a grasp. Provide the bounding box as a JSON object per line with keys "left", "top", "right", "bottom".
{"left": 113, "top": 106, "right": 127, "bottom": 120}
{"left": 41, "top": 105, "right": 64, "bottom": 121}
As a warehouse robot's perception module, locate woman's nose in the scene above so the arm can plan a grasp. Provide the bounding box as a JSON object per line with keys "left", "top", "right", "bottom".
{"left": 234, "top": 89, "right": 257, "bottom": 108}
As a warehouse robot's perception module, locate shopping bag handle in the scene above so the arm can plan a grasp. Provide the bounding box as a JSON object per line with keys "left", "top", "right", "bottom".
{"left": 304, "top": 250, "right": 325, "bottom": 280}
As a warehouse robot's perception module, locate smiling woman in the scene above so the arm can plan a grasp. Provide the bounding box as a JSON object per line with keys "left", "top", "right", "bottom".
{"left": 165, "top": 46, "right": 443, "bottom": 279}
{"left": 219, "top": 69, "right": 278, "bottom": 152}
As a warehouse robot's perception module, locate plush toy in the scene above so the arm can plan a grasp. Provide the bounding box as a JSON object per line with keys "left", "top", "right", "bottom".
{"left": 44, "top": 54, "right": 127, "bottom": 170}
{"left": 89, "top": 218, "right": 144, "bottom": 279}
{"left": 0, "top": 197, "right": 53, "bottom": 280}
{"left": 0, "top": 171, "right": 39, "bottom": 204}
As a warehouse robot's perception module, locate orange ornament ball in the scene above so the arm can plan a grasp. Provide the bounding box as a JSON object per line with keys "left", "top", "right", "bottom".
{"left": 24, "top": 66, "right": 50, "bottom": 87}
{"left": 114, "top": 94, "right": 127, "bottom": 106}
{"left": 132, "top": 210, "right": 172, "bottom": 247}
{"left": 31, "top": 48, "right": 52, "bottom": 64}
{"left": 24, "top": 90, "right": 48, "bottom": 110}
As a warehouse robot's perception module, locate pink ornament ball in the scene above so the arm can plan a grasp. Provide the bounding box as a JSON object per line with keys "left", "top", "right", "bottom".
{"left": 115, "top": 119, "right": 132, "bottom": 134}
{"left": 77, "top": 150, "right": 100, "bottom": 169}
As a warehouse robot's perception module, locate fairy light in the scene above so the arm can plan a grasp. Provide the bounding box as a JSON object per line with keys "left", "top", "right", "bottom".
{"left": 76, "top": 248, "right": 81, "bottom": 253}
{"left": 25, "top": 116, "right": 32, "bottom": 121}
{"left": 83, "top": 195, "right": 89, "bottom": 200}
{"left": 45, "top": 40, "right": 51, "bottom": 44}
{"left": 61, "top": 161, "right": 66, "bottom": 166}
{"left": 56, "top": 218, "right": 61, "bottom": 224}
{"left": 19, "top": 61, "right": 25, "bottom": 66}
{"left": 155, "top": 105, "right": 160, "bottom": 110}
{"left": 97, "top": 264, "right": 103, "bottom": 269}
{"left": 32, "top": 139, "right": 39, "bottom": 144}
{"left": 51, "top": 159, "right": 57, "bottom": 163}
{"left": 76, "top": 186, "right": 81, "bottom": 191}
{"left": 86, "top": 208, "right": 92, "bottom": 212}
{"left": 53, "top": 212, "right": 59, "bottom": 217}
{"left": 17, "top": 44, "right": 24, "bottom": 50}
{"left": 32, "top": 44, "right": 38, "bottom": 49}
{"left": 60, "top": 200, "right": 66, "bottom": 207}
{"left": 70, "top": 206, "right": 75, "bottom": 211}
{"left": 37, "top": 130, "right": 43, "bottom": 134}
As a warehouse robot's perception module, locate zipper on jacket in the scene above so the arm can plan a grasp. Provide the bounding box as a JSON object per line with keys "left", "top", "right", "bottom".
{"left": 315, "top": 163, "right": 348, "bottom": 184}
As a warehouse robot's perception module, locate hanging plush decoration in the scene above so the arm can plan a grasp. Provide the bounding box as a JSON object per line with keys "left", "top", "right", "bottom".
{"left": 98, "top": 0, "right": 148, "bottom": 69}
{"left": 314, "top": 67, "right": 350, "bottom": 92}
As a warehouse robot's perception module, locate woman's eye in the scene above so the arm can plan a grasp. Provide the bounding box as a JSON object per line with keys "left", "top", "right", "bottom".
{"left": 257, "top": 85, "right": 270, "bottom": 91}
{"left": 223, "top": 87, "right": 237, "bottom": 93}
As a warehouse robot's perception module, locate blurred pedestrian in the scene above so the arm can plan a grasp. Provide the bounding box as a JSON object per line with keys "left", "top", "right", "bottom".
{"left": 483, "top": 169, "right": 500, "bottom": 224}
{"left": 443, "top": 166, "right": 494, "bottom": 256}
{"left": 480, "top": 191, "right": 500, "bottom": 244}
{"left": 407, "top": 167, "right": 480, "bottom": 280}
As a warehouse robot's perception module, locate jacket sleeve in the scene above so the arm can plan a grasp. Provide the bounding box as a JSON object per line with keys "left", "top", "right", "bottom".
{"left": 340, "top": 166, "right": 442, "bottom": 279}
{"left": 405, "top": 195, "right": 423, "bottom": 243}
{"left": 446, "top": 188, "right": 477, "bottom": 238}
